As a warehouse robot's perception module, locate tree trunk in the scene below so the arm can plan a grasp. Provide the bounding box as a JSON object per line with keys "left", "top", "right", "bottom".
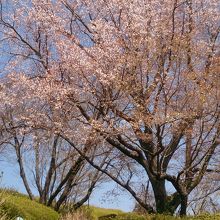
{"left": 180, "top": 195, "right": 187, "bottom": 216}
{"left": 14, "top": 138, "right": 34, "bottom": 200}
{"left": 17, "top": 153, "right": 34, "bottom": 200}
{"left": 150, "top": 178, "right": 181, "bottom": 215}
{"left": 150, "top": 179, "right": 169, "bottom": 214}
{"left": 47, "top": 156, "right": 84, "bottom": 208}
{"left": 40, "top": 136, "right": 58, "bottom": 204}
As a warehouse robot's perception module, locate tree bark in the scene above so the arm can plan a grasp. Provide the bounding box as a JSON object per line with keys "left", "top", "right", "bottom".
{"left": 72, "top": 182, "right": 95, "bottom": 210}
{"left": 150, "top": 178, "right": 171, "bottom": 214}
{"left": 40, "top": 136, "right": 58, "bottom": 204}
{"left": 47, "top": 156, "right": 84, "bottom": 207}
{"left": 14, "top": 137, "right": 34, "bottom": 200}
{"left": 180, "top": 195, "right": 188, "bottom": 216}
{"left": 54, "top": 160, "right": 83, "bottom": 211}
{"left": 150, "top": 178, "right": 181, "bottom": 214}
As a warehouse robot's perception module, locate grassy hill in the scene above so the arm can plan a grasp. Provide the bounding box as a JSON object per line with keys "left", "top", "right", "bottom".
{"left": 83, "top": 206, "right": 124, "bottom": 219}
{"left": 90, "top": 212, "right": 220, "bottom": 220}
{"left": 84, "top": 206, "right": 220, "bottom": 220}
{"left": 1, "top": 189, "right": 220, "bottom": 220}
{"left": 0, "top": 189, "right": 59, "bottom": 220}
{"left": 67, "top": 206, "right": 220, "bottom": 220}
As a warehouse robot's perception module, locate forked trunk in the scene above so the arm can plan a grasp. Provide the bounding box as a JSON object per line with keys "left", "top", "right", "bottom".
{"left": 150, "top": 179, "right": 181, "bottom": 215}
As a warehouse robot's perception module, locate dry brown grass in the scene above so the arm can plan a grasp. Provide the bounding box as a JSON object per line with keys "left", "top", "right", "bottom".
{"left": 60, "top": 210, "right": 91, "bottom": 220}
{"left": 0, "top": 190, "right": 8, "bottom": 220}
{"left": 0, "top": 214, "right": 7, "bottom": 220}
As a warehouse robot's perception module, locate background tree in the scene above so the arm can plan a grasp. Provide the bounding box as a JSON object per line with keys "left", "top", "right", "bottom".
{"left": 0, "top": 83, "right": 108, "bottom": 211}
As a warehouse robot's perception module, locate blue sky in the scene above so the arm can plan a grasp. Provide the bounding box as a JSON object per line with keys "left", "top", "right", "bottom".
{"left": 0, "top": 160, "right": 134, "bottom": 212}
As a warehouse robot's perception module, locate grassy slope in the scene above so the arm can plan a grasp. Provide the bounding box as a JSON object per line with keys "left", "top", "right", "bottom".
{"left": 1, "top": 189, "right": 220, "bottom": 220}
{"left": 84, "top": 206, "right": 220, "bottom": 220}
{"left": 116, "top": 213, "right": 220, "bottom": 220}
{"left": 89, "top": 206, "right": 123, "bottom": 218}
{"left": 0, "top": 190, "right": 59, "bottom": 220}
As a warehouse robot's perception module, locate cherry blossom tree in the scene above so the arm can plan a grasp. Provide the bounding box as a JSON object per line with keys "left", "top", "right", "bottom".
{"left": 0, "top": 88, "right": 108, "bottom": 211}
{"left": 0, "top": 0, "right": 219, "bottom": 216}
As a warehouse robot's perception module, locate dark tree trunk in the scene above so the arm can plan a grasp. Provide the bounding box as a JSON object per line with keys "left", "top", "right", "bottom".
{"left": 150, "top": 178, "right": 181, "bottom": 214}
{"left": 54, "top": 182, "right": 72, "bottom": 211}
{"left": 72, "top": 187, "right": 93, "bottom": 210}
{"left": 47, "top": 156, "right": 84, "bottom": 208}
{"left": 40, "top": 136, "right": 58, "bottom": 204}
{"left": 150, "top": 179, "right": 169, "bottom": 214}
{"left": 14, "top": 138, "right": 34, "bottom": 200}
{"left": 17, "top": 152, "right": 34, "bottom": 200}
{"left": 73, "top": 172, "right": 99, "bottom": 210}
{"left": 180, "top": 195, "right": 187, "bottom": 216}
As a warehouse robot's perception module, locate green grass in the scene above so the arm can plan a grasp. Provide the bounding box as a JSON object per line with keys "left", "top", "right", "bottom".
{"left": 90, "top": 206, "right": 123, "bottom": 218}
{"left": 0, "top": 189, "right": 59, "bottom": 220}
{"left": 96, "top": 213, "right": 220, "bottom": 220}
{"left": 80, "top": 207, "right": 220, "bottom": 220}
{"left": 1, "top": 189, "right": 220, "bottom": 220}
